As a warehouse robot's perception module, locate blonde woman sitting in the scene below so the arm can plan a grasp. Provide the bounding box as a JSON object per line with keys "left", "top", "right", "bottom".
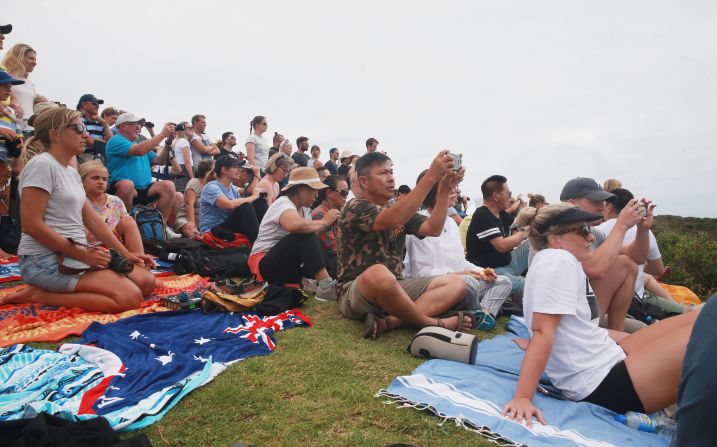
{"left": 256, "top": 152, "right": 293, "bottom": 205}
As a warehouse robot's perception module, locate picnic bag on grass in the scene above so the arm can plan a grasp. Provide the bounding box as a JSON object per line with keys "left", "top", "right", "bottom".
{"left": 173, "top": 246, "right": 250, "bottom": 278}
{"left": 408, "top": 326, "right": 478, "bottom": 364}
{"left": 201, "top": 281, "right": 267, "bottom": 313}
{"left": 130, "top": 205, "right": 166, "bottom": 241}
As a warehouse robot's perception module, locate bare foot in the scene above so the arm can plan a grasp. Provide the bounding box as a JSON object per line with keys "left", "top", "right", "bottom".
{"left": 0, "top": 285, "right": 39, "bottom": 305}
{"left": 513, "top": 338, "right": 529, "bottom": 351}
{"left": 439, "top": 314, "right": 473, "bottom": 332}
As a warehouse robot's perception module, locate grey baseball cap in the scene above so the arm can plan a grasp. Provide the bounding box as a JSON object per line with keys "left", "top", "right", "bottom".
{"left": 560, "top": 177, "right": 616, "bottom": 202}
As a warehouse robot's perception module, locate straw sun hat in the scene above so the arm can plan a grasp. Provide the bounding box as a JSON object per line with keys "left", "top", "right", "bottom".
{"left": 281, "top": 167, "right": 328, "bottom": 192}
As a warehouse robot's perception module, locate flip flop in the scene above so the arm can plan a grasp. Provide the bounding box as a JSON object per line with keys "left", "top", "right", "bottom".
{"left": 362, "top": 313, "right": 392, "bottom": 340}
{"left": 437, "top": 310, "right": 474, "bottom": 333}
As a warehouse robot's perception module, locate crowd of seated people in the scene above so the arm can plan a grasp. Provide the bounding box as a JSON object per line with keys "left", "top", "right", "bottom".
{"left": 0, "top": 23, "right": 709, "bottom": 436}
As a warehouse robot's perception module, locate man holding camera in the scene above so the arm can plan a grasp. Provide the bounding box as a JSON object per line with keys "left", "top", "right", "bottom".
{"left": 77, "top": 93, "right": 113, "bottom": 164}
{"left": 106, "top": 113, "right": 179, "bottom": 223}
{"left": 336, "top": 151, "right": 472, "bottom": 339}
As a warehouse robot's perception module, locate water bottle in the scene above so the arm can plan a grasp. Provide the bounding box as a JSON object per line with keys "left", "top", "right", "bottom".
{"left": 615, "top": 411, "right": 676, "bottom": 440}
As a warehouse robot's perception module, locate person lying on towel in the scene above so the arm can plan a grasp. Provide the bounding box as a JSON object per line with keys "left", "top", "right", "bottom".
{"left": 2, "top": 108, "right": 155, "bottom": 312}
{"left": 502, "top": 203, "right": 697, "bottom": 427}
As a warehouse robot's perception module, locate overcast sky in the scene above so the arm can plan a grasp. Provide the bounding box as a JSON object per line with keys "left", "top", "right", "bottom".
{"left": 10, "top": 1, "right": 717, "bottom": 217}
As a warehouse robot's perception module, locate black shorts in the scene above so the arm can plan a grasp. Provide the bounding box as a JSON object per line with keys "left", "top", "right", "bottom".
{"left": 108, "top": 183, "right": 159, "bottom": 206}
{"left": 582, "top": 360, "right": 645, "bottom": 414}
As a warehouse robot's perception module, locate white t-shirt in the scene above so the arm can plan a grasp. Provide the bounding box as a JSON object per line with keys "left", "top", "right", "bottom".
{"left": 524, "top": 249, "right": 626, "bottom": 401}
{"left": 245, "top": 133, "right": 269, "bottom": 171}
{"left": 404, "top": 209, "right": 483, "bottom": 277}
{"left": 18, "top": 153, "right": 88, "bottom": 255}
{"left": 250, "top": 196, "right": 310, "bottom": 255}
{"left": 173, "top": 137, "right": 193, "bottom": 168}
{"left": 597, "top": 218, "right": 661, "bottom": 298}
{"left": 14, "top": 77, "right": 36, "bottom": 131}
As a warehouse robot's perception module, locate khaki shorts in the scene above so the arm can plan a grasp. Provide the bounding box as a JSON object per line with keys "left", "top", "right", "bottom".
{"left": 338, "top": 275, "right": 437, "bottom": 320}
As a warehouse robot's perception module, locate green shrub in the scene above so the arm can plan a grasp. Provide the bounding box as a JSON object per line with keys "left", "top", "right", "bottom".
{"left": 654, "top": 230, "right": 717, "bottom": 299}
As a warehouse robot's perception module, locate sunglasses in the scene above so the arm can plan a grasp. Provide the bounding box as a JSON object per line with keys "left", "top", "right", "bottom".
{"left": 66, "top": 123, "right": 88, "bottom": 134}
{"left": 332, "top": 188, "right": 349, "bottom": 197}
{"left": 556, "top": 225, "right": 591, "bottom": 239}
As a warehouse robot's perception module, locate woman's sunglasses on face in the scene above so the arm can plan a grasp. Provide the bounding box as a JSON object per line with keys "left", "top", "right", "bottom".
{"left": 66, "top": 123, "right": 88, "bottom": 134}
{"left": 557, "top": 225, "right": 591, "bottom": 239}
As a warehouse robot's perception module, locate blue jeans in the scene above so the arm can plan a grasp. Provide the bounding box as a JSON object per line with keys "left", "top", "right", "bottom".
{"left": 19, "top": 253, "right": 82, "bottom": 293}
{"left": 493, "top": 240, "right": 529, "bottom": 297}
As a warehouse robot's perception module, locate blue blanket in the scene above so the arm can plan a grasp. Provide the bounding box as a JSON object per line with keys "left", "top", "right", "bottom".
{"left": 378, "top": 317, "right": 669, "bottom": 447}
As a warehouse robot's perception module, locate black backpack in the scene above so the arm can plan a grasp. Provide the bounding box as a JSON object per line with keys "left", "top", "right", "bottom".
{"left": 173, "top": 246, "right": 250, "bottom": 279}
{"left": 130, "top": 205, "right": 166, "bottom": 241}
{"left": 143, "top": 237, "right": 205, "bottom": 257}
{"left": 627, "top": 294, "right": 677, "bottom": 324}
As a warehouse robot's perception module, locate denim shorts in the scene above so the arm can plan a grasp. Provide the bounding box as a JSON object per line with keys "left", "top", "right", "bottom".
{"left": 19, "top": 253, "right": 83, "bottom": 293}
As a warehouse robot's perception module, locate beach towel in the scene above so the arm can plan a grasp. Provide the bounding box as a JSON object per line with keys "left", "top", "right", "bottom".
{"left": 78, "top": 308, "right": 311, "bottom": 415}
{"left": 377, "top": 317, "right": 669, "bottom": 447}
{"left": 0, "top": 274, "right": 208, "bottom": 347}
{"left": 0, "top": 343, "right": 212, "bottom": 432}
{"left": 659, "top": 283, "right": 702, "bottom": 305}
{"left": 0, "top": 256, "right": 20, "bottom": 282}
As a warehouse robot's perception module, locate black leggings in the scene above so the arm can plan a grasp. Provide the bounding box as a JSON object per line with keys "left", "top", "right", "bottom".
{"left": 217, "top": 200, "right": 266, "bottom": 242}
{"left": 259, "top": 233, "right": 327, "bottom": 284}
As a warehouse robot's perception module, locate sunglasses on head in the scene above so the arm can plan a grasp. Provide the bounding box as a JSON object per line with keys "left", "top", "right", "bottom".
{"left": 331, "top": 188, "right": 349, "bottom": 197}
{"left": 66, "top": 123, "right": 87, "bottom": 134}
{"left": 556, "top": 224, "right": 591, "bottom": 239}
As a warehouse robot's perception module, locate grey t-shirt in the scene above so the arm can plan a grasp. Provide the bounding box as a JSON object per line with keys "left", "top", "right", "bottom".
{"left": 250, "top": 196, "right": 310, "bottom": 256}
{"left": 18, "top": 153, "right": 88, "bottom": 255}
{"left": 189, "top": 133, "right": 214, "bottom": 166}
{"left": 245, "top": 133, "right": 269, "bottom": 171}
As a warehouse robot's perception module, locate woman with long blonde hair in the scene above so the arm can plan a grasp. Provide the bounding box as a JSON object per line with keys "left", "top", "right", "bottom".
{"left": 1, "top": 108, "right": 155, "bottom": 312}
{"left": 1, "top": 44, "right": 37, "bottom": 131}
{"left": 256, "top": 152, "right": 293, "bottom": 205}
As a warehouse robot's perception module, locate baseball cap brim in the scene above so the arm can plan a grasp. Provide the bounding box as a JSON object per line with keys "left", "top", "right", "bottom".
{"left": 538, "top": 207, "right": 603, "bottom": 232}
{"left": 583, "top": 190, "right": 616, "bottom": 202}
{"left": 0, "top": 24, "right": 11, "bottom": 34}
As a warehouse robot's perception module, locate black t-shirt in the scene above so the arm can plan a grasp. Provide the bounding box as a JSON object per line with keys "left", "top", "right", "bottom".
{"left": 292, "top": 152, "right": 310, "bottom": 167}
{"left": 465, "top": 206, "right": 515, "bottom": 268}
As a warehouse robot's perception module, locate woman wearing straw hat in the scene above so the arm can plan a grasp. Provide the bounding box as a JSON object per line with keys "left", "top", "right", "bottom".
{"left": 248, "top": 167, "right": 340, "bottom": 301}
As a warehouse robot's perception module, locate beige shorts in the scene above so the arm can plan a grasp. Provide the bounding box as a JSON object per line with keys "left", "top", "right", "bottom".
{"left": 338, "top": 275, "right": 437, "bottom": 320}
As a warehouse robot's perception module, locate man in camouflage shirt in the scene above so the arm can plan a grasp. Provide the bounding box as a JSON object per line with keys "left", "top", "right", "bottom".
{"left": 337, "top": 151, "right": 473, "bottom": 339}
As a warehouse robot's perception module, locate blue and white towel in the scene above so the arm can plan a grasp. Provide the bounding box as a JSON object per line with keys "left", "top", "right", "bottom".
{"left": 378, "top": 317, "right": 668, "bottom": 447}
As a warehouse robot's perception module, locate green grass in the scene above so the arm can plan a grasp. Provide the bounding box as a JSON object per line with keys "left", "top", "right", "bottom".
{"left": 110, "top": 300, "right": 504, "bottom": 447}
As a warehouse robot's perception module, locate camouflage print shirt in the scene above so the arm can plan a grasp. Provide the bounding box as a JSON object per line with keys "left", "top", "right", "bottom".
{"left": 337, "top": 197, "right": 427, "bottom": 288}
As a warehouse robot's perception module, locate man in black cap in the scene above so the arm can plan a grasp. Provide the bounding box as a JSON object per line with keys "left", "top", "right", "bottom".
{"left": 0, "top": 24, "right": 11, "bottom": 51}
{"left": 77, "top": 93, "right": 112, "bottom": 164}
{"left": 560, "top": 177, "right": 653, "bottom": 331}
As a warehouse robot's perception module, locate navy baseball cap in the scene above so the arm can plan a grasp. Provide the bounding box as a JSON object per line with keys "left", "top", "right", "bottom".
{"left": 560, "top": 177, "right": 616, "bottom": 202}
{"left": 0, "top": 69, "right": 24, "bottom": 85}
{"left": 0, "top": 24, "right": 11, "bottom": 34}
{"left": 537, "top": 206, "right": 603, "bottom": 233}
{"left": 76, "top": 94, "right": 104, "bottom": 110}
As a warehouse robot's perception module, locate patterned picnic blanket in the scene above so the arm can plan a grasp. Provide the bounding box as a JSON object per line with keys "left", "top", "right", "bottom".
{"left": 0, "top": 274, "right": 208, "bottom": 347}
{"left": 0, "top": 256, "right": 174, "bottom": 283}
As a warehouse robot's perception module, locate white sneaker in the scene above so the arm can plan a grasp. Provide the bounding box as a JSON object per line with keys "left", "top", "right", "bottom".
{"left": 301, "top": 278, "right": 318, "bottom": 294}
{"left": 166, "top": 226, "right": 181, "bottom": 240}
{"left": 315, "top": 279, "right": 337, "bottom": 302}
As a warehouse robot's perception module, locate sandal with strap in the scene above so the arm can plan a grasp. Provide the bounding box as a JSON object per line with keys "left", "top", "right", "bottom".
{"left": 362, "top": 313, "right": 393, "bottom": 340}
{"left": 436, "top": 310, "right": 474, "bottom": 333}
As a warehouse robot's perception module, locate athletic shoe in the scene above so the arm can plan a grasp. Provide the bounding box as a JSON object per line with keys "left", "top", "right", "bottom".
{"left": 301, "top": 278, "right": 318, "bottom": 295}
{"left": 166, "top": 226, "right": 182, "bottom": 240}
{"left": 473, "top": 310, "right": 496, "bottom": 331}
{"left": 315, "top": 279, "right": 337, "bottom": 301}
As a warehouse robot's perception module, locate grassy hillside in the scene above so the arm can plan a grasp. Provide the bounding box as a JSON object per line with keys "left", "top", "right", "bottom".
{"left": 652, "top": 215, "right": 717, "bottom": 299}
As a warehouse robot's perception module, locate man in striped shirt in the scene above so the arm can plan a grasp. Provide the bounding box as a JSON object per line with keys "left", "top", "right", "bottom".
{"left": 465, "top": 175, "right": 528, "bottom": 297}
{"left": 77, "top": 93, "right": 112, "bottom": 164}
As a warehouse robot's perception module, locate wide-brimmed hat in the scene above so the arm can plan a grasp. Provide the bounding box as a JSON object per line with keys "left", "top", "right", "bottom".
{"left": 27, "top": 101, "right": 60, "bottom": 127}
{"left": 339, "top": 149, "right": 356, "bottom": 161}
{"left": 281, "top": 167, "right": 328, "bottom": 192}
